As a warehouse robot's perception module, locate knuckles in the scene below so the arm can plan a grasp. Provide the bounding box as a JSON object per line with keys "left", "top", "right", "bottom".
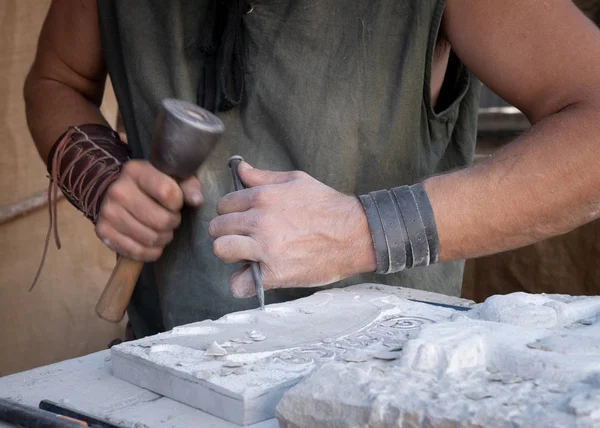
{"left": 155, "top": 211, "right": 180, "bottom": 231}
{"left": 143, "top": 229, "right": 161, "bottom": 247}
{"left": 94, "top": 220, "right": 110, "bottom": 241}
{"left": 249, "top": 187, "right": 275, "bottom": 207}
{"left": 106, "top": 179, "right": 130, "bottom": 203}
{"left": 245, "top": 212, "right": 264, "bottom": 232}
{"left": 121, "top": 159, "right": 140, "bottom": 176}
{"left": 157, "top": 181, "right": 183, "bottom": 211}
{"left": 98, "top": 201, "right": 117, "bottom": 222}
{"left": 289, "top": 170, "right": 309, "bottom": 181}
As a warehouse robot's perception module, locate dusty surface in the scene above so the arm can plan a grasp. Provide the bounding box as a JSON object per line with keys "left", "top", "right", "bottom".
{"left": 276, "top": 292, "right": 600, "bottom": 427}
{"left": 110, "top": 284, "right": 473, "bottom": 425}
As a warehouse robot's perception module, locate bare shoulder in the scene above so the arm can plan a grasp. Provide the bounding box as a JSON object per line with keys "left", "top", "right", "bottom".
{"left": 442, "top": 0, "right": 600, "bottom": 123}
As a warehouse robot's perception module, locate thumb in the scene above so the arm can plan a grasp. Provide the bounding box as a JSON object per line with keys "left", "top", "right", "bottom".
{"left": 237, "top": 161, "right": 299, "bottom": 187}
{"left": 179, "top": 175, "right": 203, "bottom": 207}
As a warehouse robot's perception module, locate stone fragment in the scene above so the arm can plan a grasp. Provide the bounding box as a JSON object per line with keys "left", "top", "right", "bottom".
{"left": 464, "top": 390, "right": 493, "bottom": 401}
{"left": 344, "top": 354, "right": 369, "bottom": 363}
{"left": 222, "top": 361, "right": 244, "bottom": 368}
{"left": 204, "top": 341, "right": 227, "bottom": 357}
{"left": 372, "top": 351, "right": 401, "bottom": 361}
{"left": 249, "top": 333, "right": 266, "bottom": 342}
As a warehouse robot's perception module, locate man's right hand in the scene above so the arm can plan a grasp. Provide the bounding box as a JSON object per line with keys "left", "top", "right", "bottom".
{"left": 95, "top": 160, "right": 203, "bottom": 261}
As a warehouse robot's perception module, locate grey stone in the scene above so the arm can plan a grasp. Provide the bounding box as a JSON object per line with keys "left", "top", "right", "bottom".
{"left": 276, "top": 292, "right": 600, "bottom": 428}
{"left": 111, "top": 284, "right": 469, "bottom": 426}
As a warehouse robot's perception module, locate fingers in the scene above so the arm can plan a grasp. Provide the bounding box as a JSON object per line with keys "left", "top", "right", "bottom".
{"left": 125, "top": 161, "right": 184, "bottom": 212}
{"left": 229, "top": 264, "right": 275, "bottom": 298}
{"left": 237, "top": 161, "right": 307, "bottom": 187}
{"left": 95, "top": 221, "right": 164, "bottom": 261}
{"left": 229, "top": 265, "right": 254, "bottom": 298}
{"left": 208, "top": 211, "right": 259, "bottom": 238}
{"left": 212, "top": 235, "right": 262, "bottom": 264}
{"left": 180, "top": 175, "right": 204, "bottom": 207}
{"left": 99, "top": 204, "right": 173, "bottom": 248}
{"left": 217, "top": 162, "right": 309, "bottom": 215}
{"left": 105, "top": 179, "right": 181, "bottom": 232}
{"left": 96, "top": 160, "right": 185, "bottom": 261}
{"left": 216, "top": 188, "right": 254, "bottom": 215}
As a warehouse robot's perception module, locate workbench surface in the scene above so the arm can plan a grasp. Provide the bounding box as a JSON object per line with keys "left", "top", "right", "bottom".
{"left": 0, "top": 288, "right": 474, "bottom": 427}
{"left": 0, "top": 349, "right": 277, "bottom": 427}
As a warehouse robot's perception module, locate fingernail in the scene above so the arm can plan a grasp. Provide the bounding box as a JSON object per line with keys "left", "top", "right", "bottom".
{"left": 191, "top": 191, "right": 203, "bottom": 205}
{"left": 231, "top": 285, "right": 244, "bottom": 298}
{"left": 239, "top": 161, "right": 253, "bottom": 170}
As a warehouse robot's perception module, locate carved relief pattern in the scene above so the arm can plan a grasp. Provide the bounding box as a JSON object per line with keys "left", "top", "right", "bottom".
{"left": 272, "top": 315, "right": 435, "bottom": 366}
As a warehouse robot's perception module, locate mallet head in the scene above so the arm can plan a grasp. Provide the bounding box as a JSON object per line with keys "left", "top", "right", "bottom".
{"left": 150, "top": 99, "right": 225, "bottom": 179}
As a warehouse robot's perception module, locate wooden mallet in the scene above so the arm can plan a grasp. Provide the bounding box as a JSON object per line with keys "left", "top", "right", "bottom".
{"left": 95, "top": 98, "right": 224, "bottom": 323}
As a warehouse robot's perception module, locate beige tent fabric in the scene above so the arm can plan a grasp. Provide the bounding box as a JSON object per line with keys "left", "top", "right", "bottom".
{"left": 0, "top": 0, "right": 126, "bottom": 376}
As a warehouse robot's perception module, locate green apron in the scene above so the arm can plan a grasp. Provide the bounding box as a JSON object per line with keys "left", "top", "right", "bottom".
{"left": 96, "top": 0, "right": 481, "bottom": 338}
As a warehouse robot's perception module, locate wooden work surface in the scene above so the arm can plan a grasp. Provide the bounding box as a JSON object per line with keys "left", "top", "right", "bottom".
{"left": 0, "top": 288, "right": 474, "bottom": 427}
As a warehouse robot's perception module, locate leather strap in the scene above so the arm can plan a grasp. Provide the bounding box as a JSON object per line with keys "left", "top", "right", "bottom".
{"left": 359, "top": 193, "right": 389, "bottom": 274}
{"left": 410, "top": 183, "right": 440, "bottom": 264}
{"left": 359, "top": 183, "right": 440, "bottom": 273}
{"left": 370, "top": 189, "right": 408, "bottom": 273}
{"left": 391, "top": 185, "right": 430, "bottom": 268}
{"left": 30, "top": 124, "right": 130, "bottom": 291}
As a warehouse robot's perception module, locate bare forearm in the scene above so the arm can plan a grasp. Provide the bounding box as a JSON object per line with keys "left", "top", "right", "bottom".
{"left": 425, "top": 101, "right": 600, "bottom": 262}
{"left": 24, "top": 75, "right": 109, "bottom": 164}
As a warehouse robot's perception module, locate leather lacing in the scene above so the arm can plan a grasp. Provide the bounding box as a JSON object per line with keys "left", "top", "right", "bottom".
{"left": 30, "top": 125, "right": 129, "bottom": 291}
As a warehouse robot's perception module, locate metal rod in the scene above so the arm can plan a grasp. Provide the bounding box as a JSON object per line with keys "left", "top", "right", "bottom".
{"left": 39, "top": 400, "right": 124, "bottom": 428}
{"left": 0, "top": 397, "right": 83, "bottom": 427}
{"left": 227, "top": 155, "right": 265, "bottom": 311}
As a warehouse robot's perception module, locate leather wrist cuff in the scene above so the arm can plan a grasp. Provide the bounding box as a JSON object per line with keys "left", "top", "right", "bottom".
{"left": 30, "top": 124, "right": 130, "bottom": 292}
{"left": 359, "top": 183, "right": 440, "bottom": 274}
{"left": 409, "top": 183, "right": 440, "bottom": 264}
{"left": 46, "top": 123, "right": 131, "bottom": 224}
{"left": 358, "top": 193, "right": 390, "bottom": 274}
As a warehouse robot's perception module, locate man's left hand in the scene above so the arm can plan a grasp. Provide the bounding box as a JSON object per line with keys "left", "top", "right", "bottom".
{"left": 209, "top": 161, "right": 376, "bottom": 298}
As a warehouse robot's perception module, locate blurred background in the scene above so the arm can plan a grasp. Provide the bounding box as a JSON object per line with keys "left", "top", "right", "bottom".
{"left": 1, "top": 0, "right": 599, "bottom": 377}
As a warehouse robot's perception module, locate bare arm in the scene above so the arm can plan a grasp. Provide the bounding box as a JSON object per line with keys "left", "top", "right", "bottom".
{"left": 424, "top": 0, "right": 600, "bottom": 261}
{"left": 24, "top": 0, "right": 110, "bottom": 163}
{"left": 25, "top": 0, "right": 203, "bottom": 262}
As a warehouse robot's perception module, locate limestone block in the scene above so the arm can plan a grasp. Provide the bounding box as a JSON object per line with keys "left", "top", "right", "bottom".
{"left": 110, "top": 284, "right": 470, "bottom": 426}
{"left": 276, "top": 292, "right": 600, "bottom": 428}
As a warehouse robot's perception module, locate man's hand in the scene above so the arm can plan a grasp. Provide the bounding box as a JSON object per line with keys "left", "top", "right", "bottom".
{"left": 209, "top": 161, "right": 376, "bottom": 298}
{"left": 95, "top": 160, "right": 203, "bottom": 261}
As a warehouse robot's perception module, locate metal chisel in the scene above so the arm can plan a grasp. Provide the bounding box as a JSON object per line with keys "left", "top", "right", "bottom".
{"left": 228, "top": 155, "right": 265, "bottom": 311}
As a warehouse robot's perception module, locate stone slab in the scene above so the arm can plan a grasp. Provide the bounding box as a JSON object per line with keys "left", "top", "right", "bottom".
{"left": 276, "top": 292, "right": 600, "bottom": 427}
{"left": 110, "top": 284, "right": 474, "bottom": 425}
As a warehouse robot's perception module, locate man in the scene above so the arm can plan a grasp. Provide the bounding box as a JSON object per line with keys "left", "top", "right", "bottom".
{"left": 25, "top": 0, "right": 600, "bottom": 339}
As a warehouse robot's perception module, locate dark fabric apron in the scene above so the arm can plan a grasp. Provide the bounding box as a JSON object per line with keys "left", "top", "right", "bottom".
{"left": 96, "top": 0, "right": 481, "bottom": 338}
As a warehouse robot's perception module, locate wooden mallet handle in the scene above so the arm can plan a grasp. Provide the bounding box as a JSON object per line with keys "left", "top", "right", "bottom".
{"left": 95, "top": 256, "right": 145, "bottom": 323}
{"left": 95, "top": 99, "right": 224, "bottom": 323}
